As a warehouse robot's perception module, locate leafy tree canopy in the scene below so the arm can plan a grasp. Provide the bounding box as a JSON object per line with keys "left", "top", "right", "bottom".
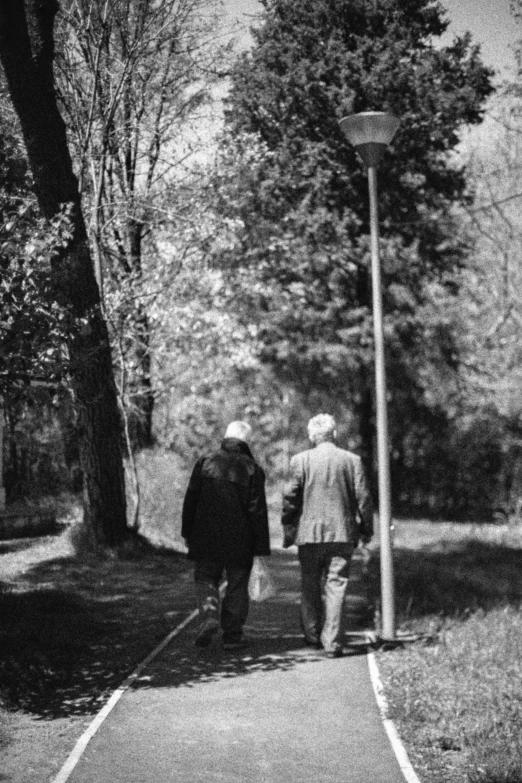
{"left": 211, "top": 0, "right": 494, "bottom": 412}
{"left": 0, "top": 110, "right": 71, "bottom": 400}
{"left": 224, "top": 0, "right": 493, "bottom": 252}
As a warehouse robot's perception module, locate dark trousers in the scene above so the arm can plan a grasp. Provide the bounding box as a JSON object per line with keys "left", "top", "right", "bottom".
{"left": 194, "top": 559, "right": 252, "bottom": 642}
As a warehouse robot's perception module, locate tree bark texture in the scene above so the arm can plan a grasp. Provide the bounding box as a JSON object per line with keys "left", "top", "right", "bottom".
{"left": 128, "top": 219, "right": 154, "bottom": 448}
{"left": 0, "top": 0, "right": 128, "bottom": 546}
{"left": 130, "top": 305, "right": 154, "bottom": 450}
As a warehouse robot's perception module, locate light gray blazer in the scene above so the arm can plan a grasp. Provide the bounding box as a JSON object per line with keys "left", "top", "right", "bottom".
{"left": 282, "top": 441, "right": 373, "bottom": 546}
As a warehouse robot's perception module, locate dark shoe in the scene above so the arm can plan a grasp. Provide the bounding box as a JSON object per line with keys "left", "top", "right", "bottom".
{"left": 195, "top": 618, "right": 219, "bottom": 647}
{"left": 324, "top": 647, "right": 343, "bottom": 658}
{"left": 304, "top": 637, "right": 322, "bottom": 648}
{"left": 223, "top": 637, "right": 250, "bottom": 651}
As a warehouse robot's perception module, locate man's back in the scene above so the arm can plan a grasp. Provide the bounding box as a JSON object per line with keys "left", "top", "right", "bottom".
{"left": 281, "top": 414, "right": 374, "bottom": 655}
{"left": 181, "top": 421, "right": 270, "bottom": 650}
{"left": 182, "top": 437, "right": 270, "bottom": 564}
{"left": 284, "top": 441, "right": 372, "bottom": 545}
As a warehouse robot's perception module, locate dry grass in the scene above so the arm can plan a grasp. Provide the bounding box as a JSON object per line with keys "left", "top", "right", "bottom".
{"left": 0, "top": 485, "right": 193, "bottom": 782}
{"left": 0, "top": 543, "right": 193, "bottom": 783}
{"left": 127, "top": 448, "right": 190, "bottom": 550}
{"left": 374, "top": 519, "right": 522, "bottom": 783}
{"left": 0, "top": 540, "right": 191, "bottom": 716}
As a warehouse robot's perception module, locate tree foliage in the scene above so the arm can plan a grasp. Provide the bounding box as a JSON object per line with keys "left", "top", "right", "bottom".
{"left": 53, "top": 0, "right": 232, "bottom": 448}
{"left": 215, "top": 0, "right": 493, "bottom": 354}
{"left": 0, "top": 87, "right": 83, "bottom": 502}
{"left": 460, "top": 91, "right": 522, "bottom": 419}
{"left": 210, "top": 0, "right": 494, "bottom": 506}
{"left": 446, "top": 76, "right": 522, "bottom": 517}
{"left": 0, "top": 105, "right": 58, "bottom": 395}
{"left": 0, "top": 0, "right": 128, "bottom": 546}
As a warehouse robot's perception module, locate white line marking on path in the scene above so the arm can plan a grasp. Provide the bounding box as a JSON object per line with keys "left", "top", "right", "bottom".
{"left": 367, "top": 648, "right": 422, "bottom": 783}
{"left": 50, "top": 607, "right": 199, "bottom": 783}
{"left": 51, "top": 581, "right": 419, "bottom": 783}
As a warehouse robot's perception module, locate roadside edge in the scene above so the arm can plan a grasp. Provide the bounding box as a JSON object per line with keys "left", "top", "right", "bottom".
{"left": 367, "top": 647, "right": 422, "bottom": 783}
{"left": 50, "top": 607, "right": 199, "bottom": 783}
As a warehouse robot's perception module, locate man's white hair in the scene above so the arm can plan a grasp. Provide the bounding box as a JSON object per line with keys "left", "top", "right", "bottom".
{"left": 307, "top": 413, "right": 336, "bottom": 444}
{"left": 225, "top": 420, "right": 252, "bottom": 442}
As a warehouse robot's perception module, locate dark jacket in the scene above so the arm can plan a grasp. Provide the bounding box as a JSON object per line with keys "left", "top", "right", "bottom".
{"left": 181, "top": 438, "right": 270, "bottom": 565}
{"left": 282, "top": 441, "right": 373, "bottom": 547}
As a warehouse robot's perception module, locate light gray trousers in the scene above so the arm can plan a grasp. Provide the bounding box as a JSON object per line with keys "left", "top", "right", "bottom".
{"left": 298, "top": 543, "right": 354, "bottom": 653}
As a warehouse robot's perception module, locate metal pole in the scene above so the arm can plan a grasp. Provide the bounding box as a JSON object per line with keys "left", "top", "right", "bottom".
{"left": 367, "top": 164, "right": 395, "bottom": 641}
{"left": 0, "top": 396, "right": 5, "bottom": 510}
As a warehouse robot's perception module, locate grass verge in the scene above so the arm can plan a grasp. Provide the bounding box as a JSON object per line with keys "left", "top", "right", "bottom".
{"left": 0, "top": 540, "right": 191, "bottom": 718}
{"left": 370, "top": 520, "right": 522, "bottom": 783}
{"left": 0, "top": 522, "right": 193, "bottom": 783}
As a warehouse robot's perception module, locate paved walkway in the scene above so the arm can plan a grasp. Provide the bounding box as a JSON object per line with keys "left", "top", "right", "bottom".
{"left": 60, "top": 550, "right": 409, "bottom": 783}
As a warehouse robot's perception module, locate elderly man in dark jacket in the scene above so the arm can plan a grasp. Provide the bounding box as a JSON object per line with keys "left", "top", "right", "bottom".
{"left": 182, "top": 421, "right": 270, "bottom": 650}
{"left": 282, "top": 414, "right": 373, "bottom": 657}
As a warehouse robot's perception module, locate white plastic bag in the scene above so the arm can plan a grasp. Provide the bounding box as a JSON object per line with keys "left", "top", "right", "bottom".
{"left": 248, "top": 556, "right": 277, "bottom": 602}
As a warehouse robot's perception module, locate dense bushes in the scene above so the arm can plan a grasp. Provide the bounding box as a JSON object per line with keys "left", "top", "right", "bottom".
{"left": 392, "top": 407, "right": 521, "bottom": 521}
{"left": 2, "top": 390, "right": 81, "bottom": 503}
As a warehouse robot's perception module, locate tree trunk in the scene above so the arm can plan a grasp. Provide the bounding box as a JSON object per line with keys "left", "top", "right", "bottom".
{"left": 130, "top": 305, "right": 155, "bottom": 449}
{"left": 128, "top": 219, "right": 154, "bottom": 449}
{"left": 0, "top": 0, "right": 128, "bottom": 547}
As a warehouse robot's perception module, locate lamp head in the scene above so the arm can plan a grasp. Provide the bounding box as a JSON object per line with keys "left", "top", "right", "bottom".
{"left": 339, "top": 111, "right": 400, "bottom": 168}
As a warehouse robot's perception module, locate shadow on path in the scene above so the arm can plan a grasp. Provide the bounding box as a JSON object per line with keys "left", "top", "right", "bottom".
{"left": 136, "top": 630, "right": 370, "bottom": 693}
{"left": 0, "top": 550, "right": 193, "bottom": 718}
{"left": 4, "top": 535, "right": 519, "bottom": 720}
{"left": 368, "top": 538, "right": 522, "bottom": 623}
{"left": 131, "top": 551, "right": 370, "bottom": 694}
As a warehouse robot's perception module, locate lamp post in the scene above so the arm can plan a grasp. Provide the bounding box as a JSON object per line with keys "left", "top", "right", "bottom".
{"left": 339, "top": 111, "right": 399, "bottom": 641}
{"left": 0, "top": 396, "right": 4, "bottom": 511}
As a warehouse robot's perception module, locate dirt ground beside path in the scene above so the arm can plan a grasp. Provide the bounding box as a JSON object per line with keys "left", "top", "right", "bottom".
{"left": 0, "top": 528, "right": 194, "bottom": 783}
{"left": 0, "top": 498, "right": 370, "bottom": 783}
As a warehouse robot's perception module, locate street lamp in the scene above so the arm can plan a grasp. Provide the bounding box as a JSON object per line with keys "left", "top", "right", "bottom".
{"left": 339, "top": 111, "right": 399, "bottom": 641}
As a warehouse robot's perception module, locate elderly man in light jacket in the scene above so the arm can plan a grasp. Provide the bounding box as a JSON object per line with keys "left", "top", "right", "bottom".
{"left": 281, "top": 414, "right": 373, "bottom": 657}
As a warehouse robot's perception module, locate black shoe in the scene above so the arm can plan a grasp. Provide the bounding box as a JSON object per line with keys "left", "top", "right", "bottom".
{"left": 195, "top": 618, "right": 219, "bottom": 647}
{"left": 324, "top": 647, "right": 343, "bottom": 658}
{"left": 304, "top": 637, "right": 322, "bottom": 648}
{"left": 223, "top": 637, "right": 250, "bottom": 651}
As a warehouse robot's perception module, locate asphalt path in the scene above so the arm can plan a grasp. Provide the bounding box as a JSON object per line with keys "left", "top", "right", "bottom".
{"left": 59, "top": 549, "right": 410, "bottom": 783}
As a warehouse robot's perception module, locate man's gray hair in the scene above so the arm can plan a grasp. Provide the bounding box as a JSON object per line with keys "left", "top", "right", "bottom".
{"left": 307, "top": 414, "right": 336, "bottom": 444}
{"left": 225, "top": 420, "right": 252, "bottom": 442}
